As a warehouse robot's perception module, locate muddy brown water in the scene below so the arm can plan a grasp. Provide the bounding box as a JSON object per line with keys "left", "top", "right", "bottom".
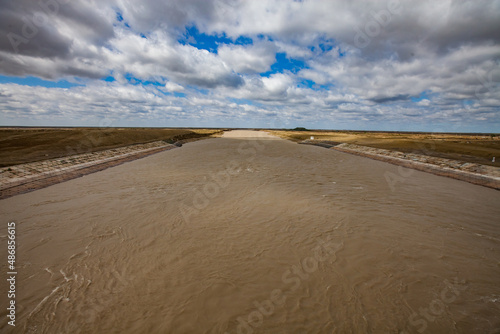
{"left": 1, "top": 130, "right": 499, "bottom": 333}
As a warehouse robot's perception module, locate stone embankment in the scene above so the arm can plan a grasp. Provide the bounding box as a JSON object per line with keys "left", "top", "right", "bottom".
{"left": 300, "top": 140, "right": 500, "bottom": 190}
{"left": 0, "top": 141, "right": 178, "bottom": 199}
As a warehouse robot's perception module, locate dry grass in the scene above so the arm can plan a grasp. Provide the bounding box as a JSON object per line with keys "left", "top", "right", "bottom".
{"left": 2, "top": 127, "right": 498, "bottom": 168}
{"left": 269, "top": 130, "right": 500, "bottom": 167}
{"left": 0, "top": 127, "right": 222, "bottom": 167}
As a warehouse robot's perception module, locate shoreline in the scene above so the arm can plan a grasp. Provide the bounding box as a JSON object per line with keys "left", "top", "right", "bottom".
{"left": 2, "top": 133, "right": 499, "bottom": 200}
{"left": 300, "top": 140, "right": 500, "bottom": 190}
{"left": 0, "top": 141, "right": 179, "bottom": 200}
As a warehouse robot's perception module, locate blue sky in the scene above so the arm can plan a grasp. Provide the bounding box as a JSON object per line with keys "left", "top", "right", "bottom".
{"left": 0, "top": 0, "right": 499, "bottom": 132}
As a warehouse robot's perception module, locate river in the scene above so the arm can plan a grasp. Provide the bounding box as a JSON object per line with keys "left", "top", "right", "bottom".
{"left": 1, "top": 130, "right": 499, "bottom": 333}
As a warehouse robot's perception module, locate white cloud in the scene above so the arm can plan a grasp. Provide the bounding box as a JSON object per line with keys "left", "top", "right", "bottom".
{"left": 164, "top": 81, "right": 185, "bottom": 92}
{"left": 218, "top": 42, "right": 277, "bottom": 74}
{"left": 262, "top": 73, "right": 293, "bottom": 95}
{"left": 298, "top": 69, "right": 328, "bottom": 85}
{"left": 0, "top": 0, "right": 499, "bottom": 131}
{"left": 103, "top": 29, "right": 243, "bottom": 88}
{"left": 417, "top": 99, "right": 431, "bottom": 106}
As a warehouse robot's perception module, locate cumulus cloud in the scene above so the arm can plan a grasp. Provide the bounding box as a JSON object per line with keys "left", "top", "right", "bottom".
{"left": 0, "top": 0, "right": 499, "bottom": 130}
{"left": 164, "top": 81, "right": 185, "bottom": 92}
{"left": 0, "top": 0, "right": 115, "bottom": 76}
{"left": 105, "top": 29, "right": 243, "bottom": 88}
{"left": 218, "top": 42, "right": 277, "bottom": 74}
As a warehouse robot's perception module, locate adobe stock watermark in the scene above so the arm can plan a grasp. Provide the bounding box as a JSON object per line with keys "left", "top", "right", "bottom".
{"left": 353, "top": 0, "right": 401, "bottom": 49}
{"left": 6, "top": 221, "right": 17, "bottom": 327}
{"left": 7, "top": 0, "right": 71, "bottom": 53}
{"left": 224, "top": 232, "right": 344, "bottom": 334}
{"left": 401, "top": 277, "right": 466, "bottom": 333}
{"left": 179, "top": 135, "right": 268, "bottom": 223}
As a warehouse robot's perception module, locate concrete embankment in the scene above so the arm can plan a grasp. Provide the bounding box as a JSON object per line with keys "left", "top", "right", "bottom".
{"left": 0, "top": 141, "right": 179, "bottom": 199}
{"left": 300, "top": 140, "right": 500, "bottom": 190}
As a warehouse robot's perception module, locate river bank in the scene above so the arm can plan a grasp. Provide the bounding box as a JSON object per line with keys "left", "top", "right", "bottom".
{"left": 300, "top": 140, "right": 500, "bottom": 190}
{"left": 0, "top": 141, "right": 178, "bottom": 199}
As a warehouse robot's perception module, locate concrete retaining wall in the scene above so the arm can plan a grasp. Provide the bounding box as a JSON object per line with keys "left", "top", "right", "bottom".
{"left": 0, "top": 141, "right": 178, "bottom": 199}
{"left": 332, "top": 144, "right": 500, "bottom": 190}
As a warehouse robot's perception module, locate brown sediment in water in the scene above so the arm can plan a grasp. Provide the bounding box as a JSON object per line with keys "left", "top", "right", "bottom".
{"left": 0, "top": 142, "right": 179, "bottom": 200}
{"left": 0, "top": 130, "right": 499, "bottom": 333}
{"left": 299, "top": 140, "right": 500, "bottom": 190}
{"left": 0, "top": 135, "right": 215, "bottom": 200}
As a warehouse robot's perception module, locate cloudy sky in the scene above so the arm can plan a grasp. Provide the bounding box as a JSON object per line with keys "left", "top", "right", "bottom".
{"left": 0, "top": 0, "right": 499, "bottom": 131}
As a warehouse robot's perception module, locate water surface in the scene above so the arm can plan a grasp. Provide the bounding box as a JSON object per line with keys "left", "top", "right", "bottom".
{"left": 1, "top": 131, "right": 499, "bottom": 333}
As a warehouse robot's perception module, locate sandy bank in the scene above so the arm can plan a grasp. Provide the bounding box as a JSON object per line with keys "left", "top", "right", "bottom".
{"left": 221, "top": 130, "right": 279, "bottom": 139}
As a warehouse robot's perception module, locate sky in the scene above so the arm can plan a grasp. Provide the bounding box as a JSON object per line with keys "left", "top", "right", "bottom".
{"left": 0, "top": 0, "right": 499, "bottom": 132}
